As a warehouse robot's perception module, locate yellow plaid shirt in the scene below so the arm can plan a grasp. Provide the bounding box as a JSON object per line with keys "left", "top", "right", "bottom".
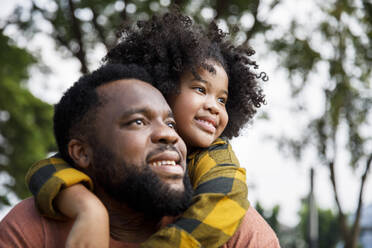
{"left": 26, "top": 138, "right": 249, "bottom": 247}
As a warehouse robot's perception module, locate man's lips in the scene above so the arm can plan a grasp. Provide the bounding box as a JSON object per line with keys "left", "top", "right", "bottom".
{"left": 147, "top": 151, "right": 184, "bottom": 177}
{"left": 194, "top": 116, "right": 217, "bottom": 134}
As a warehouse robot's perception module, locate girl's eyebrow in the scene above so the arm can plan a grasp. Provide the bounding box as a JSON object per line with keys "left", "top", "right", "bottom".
{"left": 191, "top": 77, "right": 208, "bottom": 84}
{"left": 191, "top": 78, "right": 228, "bottom": 95}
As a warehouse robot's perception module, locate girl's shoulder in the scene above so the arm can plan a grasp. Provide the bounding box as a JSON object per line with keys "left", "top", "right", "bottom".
{"left": 189, "top": 138, "right": 238, "bottom": 165}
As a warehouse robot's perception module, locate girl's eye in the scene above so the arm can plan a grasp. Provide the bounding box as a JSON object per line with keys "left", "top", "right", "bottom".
{"left": 194, "top": 86, "right": 206, "bottom": 94}
{"left": 217, "top": 97, "right": 227, "bottom": 105}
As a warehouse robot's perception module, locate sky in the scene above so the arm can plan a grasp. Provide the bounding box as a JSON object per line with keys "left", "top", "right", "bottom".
{"left": 1, "top": 0, "right": 371, "bottom": 227}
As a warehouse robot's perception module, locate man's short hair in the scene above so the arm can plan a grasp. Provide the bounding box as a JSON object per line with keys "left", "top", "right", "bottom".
{"left": 53, "top": 63, "right": 153, "bottom": 164}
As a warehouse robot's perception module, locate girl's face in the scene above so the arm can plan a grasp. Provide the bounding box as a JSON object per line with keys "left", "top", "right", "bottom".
{"left": 168, "top": 62, "right": 229, "bottom": 149}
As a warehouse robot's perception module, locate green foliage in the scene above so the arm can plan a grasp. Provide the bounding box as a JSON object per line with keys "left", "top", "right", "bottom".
{"left": 0, "top": 33, "right": 55, "bottom": 208}
{"left": 255, "top": 202, "right": 280, "bottom": 233}
{"left": 269, "top": 1, "right": 371, "bottom": 247}
{"left": 6, "top": 0, "right": 274, "bottom": 74}
{"left": 255, "top": 202, "right": 307, "bottom": 247}
{"left": 1, "top": 2, "right": 370, "bottom": 246}
{"left": 0, "top": 0, "right": 274, "bottom": 211}
{"left": 298, "top": 200, "right": 341, "bottom": 248}
{"left": 0, "top": 0, "right": 276, "bottom": 211}
{"left": 256, "top": 200, "right": 342, "bottom": 247}
{"left": 271, "top": 0, "right": 372, "bottom": 167}
{"left": 271, "top": 35, "right": 321, "bottom": 92}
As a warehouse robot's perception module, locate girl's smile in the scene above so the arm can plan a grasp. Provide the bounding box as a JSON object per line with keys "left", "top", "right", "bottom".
{"left": 168, "top": 61, "right": 229, "bottom": 149}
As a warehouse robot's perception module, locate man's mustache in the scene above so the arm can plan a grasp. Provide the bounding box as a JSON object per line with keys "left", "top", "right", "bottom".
{"left": 145, "top": 144, "right": 183, "bottom": 163}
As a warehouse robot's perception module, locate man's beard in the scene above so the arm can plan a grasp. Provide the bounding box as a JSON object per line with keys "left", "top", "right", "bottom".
{"left": 90, "top": 144, "right": 193, "bottom": 218}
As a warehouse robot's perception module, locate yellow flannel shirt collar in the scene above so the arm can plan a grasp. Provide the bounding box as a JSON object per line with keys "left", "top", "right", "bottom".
{"left": 187, "top": 138, "right": 227, "bottom": 161}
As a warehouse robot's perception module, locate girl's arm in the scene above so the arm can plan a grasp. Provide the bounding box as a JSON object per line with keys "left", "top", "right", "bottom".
{"left": 56, "top": 184, "right": 110, "bottom": 248}
{"left": 26, "top": 154, "right": 109, "bottom": 248}
{"left": 140, "top": 138, "right": 249, "bottom": 248}
{"left": 26, "top": 154, "right": 94, "bottom": 218}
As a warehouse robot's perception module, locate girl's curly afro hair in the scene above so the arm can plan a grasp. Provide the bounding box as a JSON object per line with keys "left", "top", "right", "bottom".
{"left": 104, "top": 9, "right": 267, "bottom": 139}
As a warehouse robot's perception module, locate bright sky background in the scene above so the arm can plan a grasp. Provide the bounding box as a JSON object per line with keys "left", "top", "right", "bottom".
{"left": 1, "top": 0, "right": 371, "bottom": 227}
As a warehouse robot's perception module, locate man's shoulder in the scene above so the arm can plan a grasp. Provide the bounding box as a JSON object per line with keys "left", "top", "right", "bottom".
{"left": 0, "top": 197, "right": 72, "bottom": 248}
{"left": 1, "top": 197, "right": 40, "bottom": 225}
{"left": 222, "top": 206, "right": 281, "bottom": 248}
{"left": 0, "top": 198, "right": 44, "bottom": 247}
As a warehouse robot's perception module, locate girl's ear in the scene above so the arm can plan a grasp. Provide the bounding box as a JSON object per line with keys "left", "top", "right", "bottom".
{"left": 67, "top": 138, "right": 92, "bottom": 169}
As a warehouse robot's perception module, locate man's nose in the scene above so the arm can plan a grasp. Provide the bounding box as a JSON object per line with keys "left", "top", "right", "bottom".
{"left": 151, "top": 122, "right": 179, "bottom": 144}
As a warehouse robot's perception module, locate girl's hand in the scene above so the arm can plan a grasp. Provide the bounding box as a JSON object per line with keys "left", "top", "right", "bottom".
{"left": 56, "top": 184, "right": 110, "bottom": 248}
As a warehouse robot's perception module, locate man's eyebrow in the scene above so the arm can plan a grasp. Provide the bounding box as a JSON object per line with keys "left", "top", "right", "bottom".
{"left": 120, "top": 108, "right": 174, "bottom": 119}
{"left": 119, "top": 108, "right": 149, "bottom": 119}
{"left": 167, "top": 110, "right": 175, "bottom": 119}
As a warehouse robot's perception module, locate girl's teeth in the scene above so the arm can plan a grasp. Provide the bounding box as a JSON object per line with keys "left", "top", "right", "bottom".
{"left": 198, "top": 119, "right": 214, "bottom": 127}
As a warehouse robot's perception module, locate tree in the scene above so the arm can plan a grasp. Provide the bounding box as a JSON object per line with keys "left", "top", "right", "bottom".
{"left": 4, "top": 0, "right": 277, "bottom": 73}
{"left": 0, "top": 0, "right": 277, "bottom": 211}
{"left": 1, "top": 0, "right": 277, "bottom": 203}
{"left": 2, "top": 2, "right": 371, "bottom": 246}
{"left": 255, "top": 201, "right": 281, "bottom": 234}
{"left": 269, "top": 1, "right": 372, "bottom": 247}
{"left": 256, "top": 202, "right": 307, "bottom": 247}
{"left": 0, "top": 31, "right": 55, "bottom": 208}
{"left": 298, "top": 199, "right": 341, "bottom": 248}
{"left": 256, "top": 200, "right": 342, "bottom": 248}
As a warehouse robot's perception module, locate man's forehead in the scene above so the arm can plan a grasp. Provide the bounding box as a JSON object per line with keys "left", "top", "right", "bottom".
{"left": 97, "top": 78, "right": 151, "bottom": 91}
{"left": 96, "top": 79, "right": 170, "bottom": 113}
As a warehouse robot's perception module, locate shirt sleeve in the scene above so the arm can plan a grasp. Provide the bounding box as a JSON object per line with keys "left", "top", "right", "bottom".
{"left": 141, "top": 138, "right": 249, "bottom": 248}
{"left": 25, "top": 153, "right": 93, "bottom": 219}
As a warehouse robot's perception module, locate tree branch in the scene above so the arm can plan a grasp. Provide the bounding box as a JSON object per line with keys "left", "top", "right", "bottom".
{"left": 30, "top": 2, "right": 68, "bottom": 48}
{"left": 67, "top": 0, "right": 88, "bottom": 73}
{"left": 120, "top": 0, "right": 130, "bottom": 24}
{"left": 91, "top": 7, "right": 110, "bottom": 51}
{"left": 245, "top": 0, "right": 260, "bottom": 42}
{"left": 30, "top": 0, "right": 87, "bottom": 72}
{"left": 173, "top": 0, "right": 186, "bottom": 8}
{"left": 54, "top": 34, "right": 71, "bottom": 51}
{"left": 329, "top": 160, "right": 349, "bottom": 241}
{"left": 349, "top": 154, "right": 372, "bottom": 247}
{"left": 214, "top": 0, "right": 229, "bottom": 20}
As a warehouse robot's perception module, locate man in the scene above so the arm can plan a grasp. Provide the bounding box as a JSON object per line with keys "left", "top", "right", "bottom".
{"left": 0, "top": 63, "right": 192, "bottom": 247}
{"left": 0, "top": 63, "right": 279, "bottom": 247}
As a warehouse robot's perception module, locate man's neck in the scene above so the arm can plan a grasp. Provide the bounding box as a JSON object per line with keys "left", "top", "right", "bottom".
{"left": 96, "top": 189, "right": 161, "bottom": 243}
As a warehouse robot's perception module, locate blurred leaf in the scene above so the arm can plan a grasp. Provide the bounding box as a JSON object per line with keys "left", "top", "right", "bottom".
{"left": 298, "top": 199, "right": 341, "bottom": 248}
{"left": 0, "top": 32, "right": 55, "bottom": 206}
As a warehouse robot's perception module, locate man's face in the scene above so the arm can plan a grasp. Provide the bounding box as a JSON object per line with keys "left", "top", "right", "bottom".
{"left": 89, "top": 79, "right": 191, "bottom": 217}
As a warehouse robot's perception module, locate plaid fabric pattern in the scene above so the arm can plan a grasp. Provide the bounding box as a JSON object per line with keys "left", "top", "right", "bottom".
{"left": 26, "top": 138, "right": 249, "bottom": 247}
{"left": 25, "top": 153, "right": 93, "bottom": 220}
{"left": 141, "top": 138, "right": 249, "bottom": 248}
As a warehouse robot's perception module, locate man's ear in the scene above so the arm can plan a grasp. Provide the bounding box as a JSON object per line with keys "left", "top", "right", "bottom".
{"left": 68, "top": 138, "right": 92, "bottom": 169}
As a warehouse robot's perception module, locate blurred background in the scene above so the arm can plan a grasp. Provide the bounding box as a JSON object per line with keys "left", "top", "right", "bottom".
{"left": 0, "top": 0, "right": 371, "bottom": 247}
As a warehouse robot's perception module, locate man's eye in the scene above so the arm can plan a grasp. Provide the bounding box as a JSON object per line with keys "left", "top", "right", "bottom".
{"left": 129, "top": 119, "right": 145, "bottom": 126}
{"left": 167, "top": 121, "right": 176, "bottom": 129}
